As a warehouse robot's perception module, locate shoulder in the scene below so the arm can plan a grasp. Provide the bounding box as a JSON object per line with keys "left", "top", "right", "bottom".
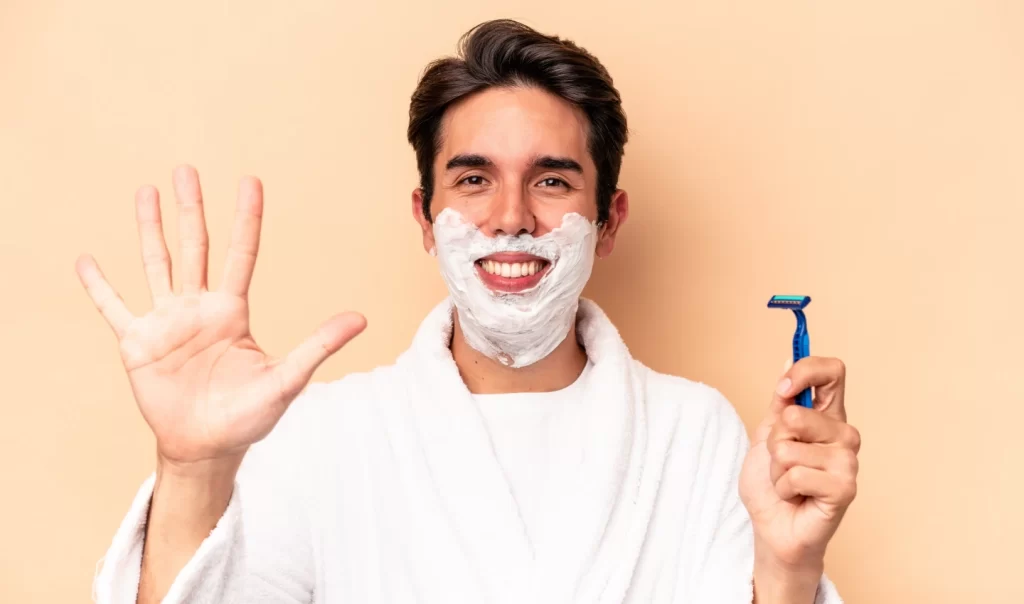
{"left": 237, "top": 365, "right": 408, "bottom": 507}
{"left": 637, "top": 362, "right": 750, "bottom": 450}
{"left": 641, "top": 364, "right": 744, "bottom": 424}
{"left": 260, "top": 364, "right": 398, "bottom": 451}
{"left": 297, "top": 361, "right": 402, "bottom": 416}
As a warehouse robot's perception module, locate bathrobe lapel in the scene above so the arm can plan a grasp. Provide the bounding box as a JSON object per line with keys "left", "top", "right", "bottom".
{"left": 394, "top": 301, "right": 536, "bottom": 603}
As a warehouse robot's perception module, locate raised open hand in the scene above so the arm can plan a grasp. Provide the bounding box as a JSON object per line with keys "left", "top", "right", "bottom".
{"left": 76, "top": 165, "right": 366, "bottom": 466}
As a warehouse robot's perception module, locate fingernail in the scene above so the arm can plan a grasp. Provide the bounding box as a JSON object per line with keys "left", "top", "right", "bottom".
{"left": 776, "top": 378, "right": 792, "bottom": 396}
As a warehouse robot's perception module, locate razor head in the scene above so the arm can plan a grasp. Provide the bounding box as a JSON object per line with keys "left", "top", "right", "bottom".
{"left": 767, "top": 295, "right": 811, "bottom": 309}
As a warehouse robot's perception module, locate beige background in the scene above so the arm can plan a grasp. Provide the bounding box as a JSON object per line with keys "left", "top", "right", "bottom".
{"left": 2, "top": 0, "right": 1021, "bottom": 601}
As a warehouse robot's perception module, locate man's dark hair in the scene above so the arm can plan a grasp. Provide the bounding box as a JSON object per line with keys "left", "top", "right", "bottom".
{"left": 407, "top": 19, "right": 628, "bottom": 224}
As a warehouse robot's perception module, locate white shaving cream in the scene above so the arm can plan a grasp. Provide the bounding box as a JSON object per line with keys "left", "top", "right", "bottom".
{"left": 432, "top": 207, "right": 598, "bottom": 368}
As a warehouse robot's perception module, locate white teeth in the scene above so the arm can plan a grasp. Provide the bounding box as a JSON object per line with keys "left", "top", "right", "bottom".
{"left": 479, "top": 259, "right": 546, "bottom": 277}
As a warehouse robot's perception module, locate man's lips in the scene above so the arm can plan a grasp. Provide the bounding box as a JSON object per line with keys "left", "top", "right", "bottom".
{"left": 474, "top": 253, "right": 551, "bottom": 293}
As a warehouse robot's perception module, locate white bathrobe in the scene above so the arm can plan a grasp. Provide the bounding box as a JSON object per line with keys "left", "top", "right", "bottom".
{"left": 93, "top": 298, "right": 842, "bottom": 604}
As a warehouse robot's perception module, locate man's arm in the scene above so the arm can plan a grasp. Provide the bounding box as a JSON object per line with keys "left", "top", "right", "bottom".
{"left": 80, "top": 166, "right": 363, "bottom": 603}
{"left": 136, "top": 458, "right": 240, "bottom": 603}
{"left": 94, "top": 396, "right": 321, "bottom": 604}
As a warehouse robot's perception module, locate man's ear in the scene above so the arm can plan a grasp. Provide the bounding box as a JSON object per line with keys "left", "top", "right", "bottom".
{"left": 596, "top": 189, "right": 629, "bottom": 258}
{"left": 412, "top": 189, "right": 436, "bottom": 255}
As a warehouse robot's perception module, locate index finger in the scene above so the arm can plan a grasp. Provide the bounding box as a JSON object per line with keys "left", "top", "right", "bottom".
{"left": 771, "top": 356, "right": 847, "bottom": 421}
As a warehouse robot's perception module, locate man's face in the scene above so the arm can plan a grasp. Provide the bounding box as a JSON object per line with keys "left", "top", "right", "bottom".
{"left": 413, "top": 86, "right": 627, "bottom": 293}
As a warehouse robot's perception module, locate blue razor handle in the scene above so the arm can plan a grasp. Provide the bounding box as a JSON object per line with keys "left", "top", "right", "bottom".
{"left": 767, "top": 295, "right": 813, "bottom": 408}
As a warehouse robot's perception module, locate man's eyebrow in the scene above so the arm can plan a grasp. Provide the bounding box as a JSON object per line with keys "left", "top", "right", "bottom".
{"left": 445, "top": 154, "right": 492, "bottom": 171}
{"left": 533, "top": 156, "right": 583, "bottom": 173}
{"left": 445, "top": 154, "right": 584, "bottom": 174}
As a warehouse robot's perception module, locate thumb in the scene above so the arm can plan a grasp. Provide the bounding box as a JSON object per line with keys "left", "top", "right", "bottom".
{"left": 766, "top": 357, "right": 795, "bottom": 417}
{"left": 276, "top": 312, "right": 367, "bottom": 399}
{"left": 752, "top": 358, "right": 795, "bottom": 444}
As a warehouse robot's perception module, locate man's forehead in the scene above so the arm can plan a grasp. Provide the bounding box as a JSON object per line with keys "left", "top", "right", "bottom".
{"left": 437, "top": 87, "right": 590, "bottom": 169}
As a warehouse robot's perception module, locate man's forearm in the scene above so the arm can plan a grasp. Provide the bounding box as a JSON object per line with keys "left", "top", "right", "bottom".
{"left": 137, "top": 457, "right": 241, "bottom": 603}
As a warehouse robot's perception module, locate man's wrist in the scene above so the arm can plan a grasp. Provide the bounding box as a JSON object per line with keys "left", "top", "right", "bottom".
{"left": 753, "top": 540, "right": 823, "bottom": 604}
{"left": 151, "top": 454, "right": 242, "bottom": 536}
{"left": 156, "top": 453, "right": 244, "bottom": 486}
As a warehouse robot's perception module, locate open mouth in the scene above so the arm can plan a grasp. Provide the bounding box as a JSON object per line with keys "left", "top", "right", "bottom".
{"left": 474, "top": 253, "right": 552, "bottom": 293}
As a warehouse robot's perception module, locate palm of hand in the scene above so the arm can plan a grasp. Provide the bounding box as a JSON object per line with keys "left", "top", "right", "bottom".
{"left": 121, "top": 292, "right": 281, "bottom": 462}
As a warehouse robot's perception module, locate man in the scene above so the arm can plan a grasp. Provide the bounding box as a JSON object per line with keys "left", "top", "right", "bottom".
{"left": 84, "top": 19, "right": 859, "bottom": 604}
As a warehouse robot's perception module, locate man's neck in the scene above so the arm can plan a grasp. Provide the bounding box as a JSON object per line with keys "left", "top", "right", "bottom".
{"left": 451, "top": 311, "right": 588, "bottom": 395}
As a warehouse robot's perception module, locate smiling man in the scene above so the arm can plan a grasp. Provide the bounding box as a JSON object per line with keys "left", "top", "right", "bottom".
{"left": 86, "top": 19, "right": 858, "bottom": 604}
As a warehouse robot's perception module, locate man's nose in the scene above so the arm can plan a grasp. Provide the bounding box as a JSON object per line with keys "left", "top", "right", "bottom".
{"left": 488, "top": 186, "right": 536, "bottom": 236}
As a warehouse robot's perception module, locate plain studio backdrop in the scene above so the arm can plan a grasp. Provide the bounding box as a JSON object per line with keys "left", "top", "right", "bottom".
{"left": 1, "top": 1, "right": 1021, "bottom": 602}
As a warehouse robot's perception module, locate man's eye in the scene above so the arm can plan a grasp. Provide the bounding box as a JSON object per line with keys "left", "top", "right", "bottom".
{"left": 460, "top": 175, "right": 486, "bottom": 186}
{"left": 539, "top": 177, "right": 568, "bottom": 188}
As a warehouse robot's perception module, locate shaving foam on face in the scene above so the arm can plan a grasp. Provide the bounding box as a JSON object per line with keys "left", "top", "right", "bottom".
{"left": 432, "top": 207, "right": 598, "bottom": 368}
